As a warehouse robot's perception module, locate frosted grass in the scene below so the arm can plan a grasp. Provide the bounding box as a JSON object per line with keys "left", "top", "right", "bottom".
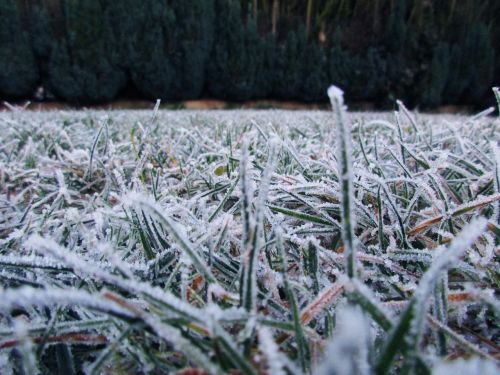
{"left": 0, "top": 98, "right": 499, "bottom": 373}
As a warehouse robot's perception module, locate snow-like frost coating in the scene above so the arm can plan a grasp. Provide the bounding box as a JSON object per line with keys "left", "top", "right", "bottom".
{"left": 0, "top": 106, "right": 498, "bottom": 373}
{"left": 327, "top": 85, "right": 345, "bottom": 107}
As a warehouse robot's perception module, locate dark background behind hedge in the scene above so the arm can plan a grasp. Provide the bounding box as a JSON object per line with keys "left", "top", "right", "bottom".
{"left": 1, "top": 0, "right": 499, "bottom": 108}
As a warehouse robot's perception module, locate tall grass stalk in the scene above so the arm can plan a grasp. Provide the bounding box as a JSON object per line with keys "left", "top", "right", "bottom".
{"left": 328, "top": 85, "right": 357, "bottom": 279}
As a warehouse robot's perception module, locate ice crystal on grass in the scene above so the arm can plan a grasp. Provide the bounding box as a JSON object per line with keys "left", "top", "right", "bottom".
{"left": 329, "top": 85, "right": 357, "bottom": 278}
{"left": 0, "top": 96, "right": 499, "bottom": 373}
{"left": 318, "top": 305, "right": 370, "bottom": 375}
{"left": 433, "top": 357, "right": 499, "bottom": 375}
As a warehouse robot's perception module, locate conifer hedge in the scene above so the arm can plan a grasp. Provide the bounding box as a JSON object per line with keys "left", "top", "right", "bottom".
{"left": 0, "top": 0, "right": 498, "bottom": 108}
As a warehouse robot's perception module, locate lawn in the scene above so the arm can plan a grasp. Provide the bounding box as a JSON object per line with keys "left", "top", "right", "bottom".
{"left": 0, "top": 93, "right": 499, "bottom": 374}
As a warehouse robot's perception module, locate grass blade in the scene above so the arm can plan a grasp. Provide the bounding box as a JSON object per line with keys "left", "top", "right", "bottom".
{"left": 375, "top": 218, "right": 488, "bottom": 375}
{"left": 241, "top": 140, "right": 278, "bottom": 312}
{"left": 328, "top": 85, "right": 357, "bottom": 278}
{"left": 276, "top": 229, "right": 309, "bottom": 372}
{"left": 126, "top": 193, "right": 216, "bottom": 284}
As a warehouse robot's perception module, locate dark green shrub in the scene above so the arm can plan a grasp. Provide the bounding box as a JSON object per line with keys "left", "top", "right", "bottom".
{"left": 48, "top": 0, "right": 125, "bottom": 103}
{"left": 385, "top": 0, "right": 408, "bottom": 54}
{"left": 327, "top": 30, "right": 351, "bottom": 93}
{"left": 111, "top": 0, "right": 215, "bottom": 100}
{"left": 126, "top": 0, "right": 175, "bottom": 100}
{"left": 444, "top": 23, "right": 495, "bottom": 105}
{"left": 328, "top": 31, "right": 385, "bottom": 102}
{"left": 421, "top": 42, "right": 450, "bottom": 108}
{"left": 254, "top": 34, "right": 277, "bottom": 99}
{"left": 272, "top": 27, "right": 306, "bottom": 100}
{"left": 28, "top": 1, "right": 53, "bottom": 60}
{"left": 168, "top": 0, "right": 214, "bottom": 99}
{"left": 301, "top": 41, "right": 328, "bottom": 102}
{"left": 0, "top": 0, "right": 38, "bottom": 98}
{"left": 207, "top": 0, "right": 263, "bottom": 101}
{"left": 461, "top": 24, "right": 495, "bottom": 105}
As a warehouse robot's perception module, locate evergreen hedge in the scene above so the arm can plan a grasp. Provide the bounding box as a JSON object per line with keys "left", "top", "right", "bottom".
{"left": 0, "top": 0, "right": 497, "bottom": 108}
{"left": 48, "top": 0, "right": 126, "bottom": 103}
{"left": 0, "top": 0, "right": 38, "bottom": 98}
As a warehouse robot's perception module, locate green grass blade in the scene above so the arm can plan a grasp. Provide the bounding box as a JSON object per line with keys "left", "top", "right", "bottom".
{"left": 328, "top": 86, "right": 357, "bottom": 278}
{"left": 375, "top": 218, "right": 488, "bottom": 375}
{"left": 127, "top": 193, "right": 216, "bottom": 284}
{"left": 276, "top": 229, "right": 309, "bottom": 372}
{"left": 267, "top": 204, "right": 336, "bottom": 226}
{"left": 241, "top": 140, "right": 277, "bottom": 312}
{"left": 55, "top": 343, "right": 76, "bottom": 375}
{"left": 493, "top": 87, "right": 500, "bottom": 114}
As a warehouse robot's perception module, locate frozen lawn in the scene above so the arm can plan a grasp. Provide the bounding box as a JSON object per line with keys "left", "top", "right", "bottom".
{"left": 0, "top": 105, "right": 499, "bottom": 374}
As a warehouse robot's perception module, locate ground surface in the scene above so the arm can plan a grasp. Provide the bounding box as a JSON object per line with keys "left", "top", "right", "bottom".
{"left": 0, "top": 108, "right": 498, "bottom": 374}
